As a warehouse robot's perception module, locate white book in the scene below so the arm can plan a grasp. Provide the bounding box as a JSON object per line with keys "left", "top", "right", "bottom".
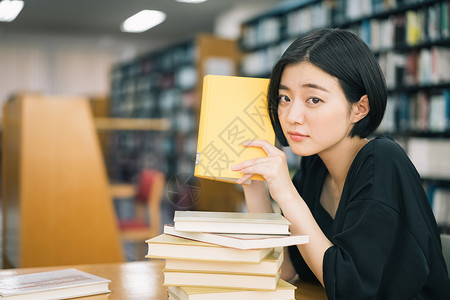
{"left": 432, "top": 188, "right": 450, "bottom": 227}
{"left": 0, "top": 269, "right": 110, "bottom": 300}
{"left": 168, "top": 291, "right": 179, "bottom": 300}
{"left": 146, "top": 234, "right": 273, "bottom": 263}
{"left": 169, "top": 291, "right": 295, "bottom": 300}
{"left": 173, "top": 211, "right": 290, "bottom": 235}
{"left": 167, "top": 279, "right": 296, "bottom": 300}
{"left": 163, "top": 269, "right": 281, "bottom": 290}
{"left": 165, "top": 247, "right": 283, "bottom": 276}
{"left": 164, "top": 225, "right": 308, "bottom": 250}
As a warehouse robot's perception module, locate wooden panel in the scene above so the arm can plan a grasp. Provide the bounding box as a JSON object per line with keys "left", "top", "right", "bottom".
{"left": 2, "top": 95, "right": 23, "bottom": 267}
{"left": 195, "top": 179, "right": 245, "bottom": 212}
{"left": 195, "top": 34, "right": 241, "bottom": 109}
{"left": 89, "top": 96, "right": 110, "bottom": 160}
{"left": 94, "top": 118, "right": 171, "bottom": 131}
{"left": 2, "top": 94, "right": 124, "bottom": 267}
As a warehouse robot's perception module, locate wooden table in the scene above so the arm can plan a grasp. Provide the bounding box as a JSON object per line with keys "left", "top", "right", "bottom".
{"left": 0, "top": 260, "right": 327, "bottom": 299}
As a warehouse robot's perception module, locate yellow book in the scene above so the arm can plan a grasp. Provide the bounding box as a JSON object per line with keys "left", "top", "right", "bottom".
{"left": 195, "top": 75, "right": 275, "bottom": 184}
{"left": 145, "top": 234, "right": 273, "bottom": 263}
{"left": 406, "top": 11, "right": 420, "bottom": 46}
{"left": 167, "top": 279, "right": 296, "bottom": 300}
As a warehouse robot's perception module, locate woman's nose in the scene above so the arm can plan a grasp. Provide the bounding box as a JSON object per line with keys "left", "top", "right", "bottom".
{"left": 286, "top": 100, "right": 304, "bottom": 125}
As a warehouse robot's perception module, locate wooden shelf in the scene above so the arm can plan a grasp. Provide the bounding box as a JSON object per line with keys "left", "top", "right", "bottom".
{"left": 94, "top": 117, "right": 171, "bottom": 131}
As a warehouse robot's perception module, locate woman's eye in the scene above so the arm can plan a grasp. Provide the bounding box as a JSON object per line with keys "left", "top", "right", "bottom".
{"left": 307, "top": 97, "right": 321, "bottom": 105}
{"left": 278, "top": 95, "right": 290, "bottom": 103}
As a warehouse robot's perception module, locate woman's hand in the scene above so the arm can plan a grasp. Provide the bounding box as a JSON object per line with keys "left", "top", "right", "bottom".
{"left": 233, "top": 140, "right": 332, "bottom": 286}
{"left": 231, "top": 140, "right": 296, "bottom": 204}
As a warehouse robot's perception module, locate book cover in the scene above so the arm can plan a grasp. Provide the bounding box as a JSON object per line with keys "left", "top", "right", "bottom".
{"left": 164, "top": 225, "right": 307, "bottom": 250}
{"left": 167, "top": 279, "right": 296, "bottom": 300}
{"left": 194, "top": 75, "right": 275, "bottom": 184}
{"left": 145, "top": 234, "right": 273, "bottom": 263}
{"left": 0, "top": 269, "right": 110, "bottom": 300}
{"left": 163, "top": 269, "right": 281, "bottom": 290}
{"left": 164, "top": 247, "right": 283, "bottom": 276}
{"left": 173, "top": 210, "right": 290, "bottom": 235}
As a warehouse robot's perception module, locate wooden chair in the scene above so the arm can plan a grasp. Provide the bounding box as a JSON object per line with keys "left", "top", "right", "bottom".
{"left": 113, "top": 169, "right": 165, "bottom": 261}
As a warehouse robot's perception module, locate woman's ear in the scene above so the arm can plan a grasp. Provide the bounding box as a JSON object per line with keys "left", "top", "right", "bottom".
{"left": 352, "top": 95, "right": 370, "bottom": 123}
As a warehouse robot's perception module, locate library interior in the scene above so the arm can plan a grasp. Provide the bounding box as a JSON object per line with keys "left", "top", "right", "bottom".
{"left": 1, "top": 0, "right": 450, "bottom": 299}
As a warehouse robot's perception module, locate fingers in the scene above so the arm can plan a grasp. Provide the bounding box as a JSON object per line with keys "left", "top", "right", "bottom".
{"left": 243, "top": 139, "right": 280, "bottom": 156}
{"left": 232, "top": 159, "right": 266, "bottom": 185}
{"left": 234, "top": 160, "right": 275, "bottom": 184}
{"left": 231, "top": 140, "right": 285, "bottom": 185}
{"left": 231, "top": 158, "right": 261, "bottom": 171}
{"left": 236, "top": 173, "right": 253, "bottom": 185}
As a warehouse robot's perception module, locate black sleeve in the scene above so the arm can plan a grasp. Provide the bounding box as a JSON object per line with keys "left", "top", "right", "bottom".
{"left": 323, "top": 199, "right": 401, "bottom": 299}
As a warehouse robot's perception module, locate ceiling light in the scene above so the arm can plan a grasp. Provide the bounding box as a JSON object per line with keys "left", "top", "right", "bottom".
{"left": 121, "top": 10, "right": 166, "bottom": 33}
{"left": 176, "top": 0, "right": 208, "bottom": 3}
{"left": 0, "top": 0, "right": 24, "bottom": 22}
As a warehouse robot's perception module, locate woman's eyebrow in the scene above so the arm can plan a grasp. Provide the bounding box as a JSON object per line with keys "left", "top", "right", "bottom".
{"left": 279, "top": 83, "right": 329, "bottom": 92}
{"left": 302, "top": 83, "right": 329, "bottom": 92}
{"left": 279, "top": 84, "right": 289, "bottom": 90}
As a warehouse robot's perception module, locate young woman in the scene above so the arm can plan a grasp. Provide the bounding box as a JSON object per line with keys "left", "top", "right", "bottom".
{"left": 231, "top": 29, "right": 450, "bottom": 299}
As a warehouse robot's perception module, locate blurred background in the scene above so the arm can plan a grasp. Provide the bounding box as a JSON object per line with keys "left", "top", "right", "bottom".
{"left": 1, "top": 0, "right": 450, "bottom": 268}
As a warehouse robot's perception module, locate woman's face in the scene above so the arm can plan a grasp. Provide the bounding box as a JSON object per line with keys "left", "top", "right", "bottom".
{"left": 277, "top": 62, "right": 357, "bottom": 157}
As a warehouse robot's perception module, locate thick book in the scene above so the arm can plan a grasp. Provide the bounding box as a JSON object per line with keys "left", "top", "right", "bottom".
{"left": 164, "top": 224, "right": 308, "bottom": 250}
{"left": 164, "top": 247, "right": 283, "bottom": 276}
{"left": 145, "top": 234, "right": 273, "bottom": 263}
{"left": 0, "top": 268, "right": 110, "bottom": 300}
{"left": 167, "top": 279, "right": 296, "bottom": 300}
{"left": 163, "top": 269, "right": 281, "bottom": 290}
{"left": 173, "top": 210, "right": 290, "bottom": 235}
{"left": 194, "top": 74, "right": 275, "bottom": 184}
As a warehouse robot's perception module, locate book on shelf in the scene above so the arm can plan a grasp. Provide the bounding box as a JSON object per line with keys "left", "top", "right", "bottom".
{"left": 164, "top": 224, "right": 308, "bottom": 250}
{"left": 430, "top": 187, "right": 450, "bottom": 228}
{"left": 407, "top": 138, "right": 450, "bottom": 179}
{"left": 194, "top": 74, "right": 275, "bottom": 184}
{"left": 0, "top": 268, "right": 110, "bottom": 300}
{"left": 145, "top": 234, "right": 273, "bottom": 263}
{"left": 164, "top": 247, "right": 283, "bottom": 276}
{"left": 163, "top": 269, "right": 281, "bottom": 291}
{"left": 173, "top": 210, "right": 290, "bottom": 235}
{"left": 167, "top": 278, "right": 296, "bottom": 300}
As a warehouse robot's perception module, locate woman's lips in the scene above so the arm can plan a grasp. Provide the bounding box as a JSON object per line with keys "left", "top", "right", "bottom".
{"left": 288, "top": 131, "right": 309, "bottom": 142}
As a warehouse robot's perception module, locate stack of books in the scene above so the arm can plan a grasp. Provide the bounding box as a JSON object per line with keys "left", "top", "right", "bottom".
{"left": 0, "top": 269, "right": 111, "bottom": 300}
{"left": 146, "top": 211, "right": 309, "bottom": 300}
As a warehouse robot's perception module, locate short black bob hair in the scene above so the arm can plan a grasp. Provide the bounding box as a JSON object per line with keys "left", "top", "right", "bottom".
{"left": 268, "top": 28, "right": 387, "bottom": 147}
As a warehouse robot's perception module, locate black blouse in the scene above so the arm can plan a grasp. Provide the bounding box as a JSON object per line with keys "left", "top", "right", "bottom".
{"left": 288, "top": 136, "right": 450, "bottom": 299}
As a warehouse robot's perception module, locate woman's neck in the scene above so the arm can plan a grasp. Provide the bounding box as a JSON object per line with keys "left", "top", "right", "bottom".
{"left": 319, "top": 137, "right": 369, "bottom": 192}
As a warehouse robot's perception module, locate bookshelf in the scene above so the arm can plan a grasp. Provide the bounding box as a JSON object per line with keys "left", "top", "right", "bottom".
{"left": 108, "top": 34, "right": 245, "bottom": 212}
{"left": 238, "top": 0, "right": 450, "bottom": 231}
